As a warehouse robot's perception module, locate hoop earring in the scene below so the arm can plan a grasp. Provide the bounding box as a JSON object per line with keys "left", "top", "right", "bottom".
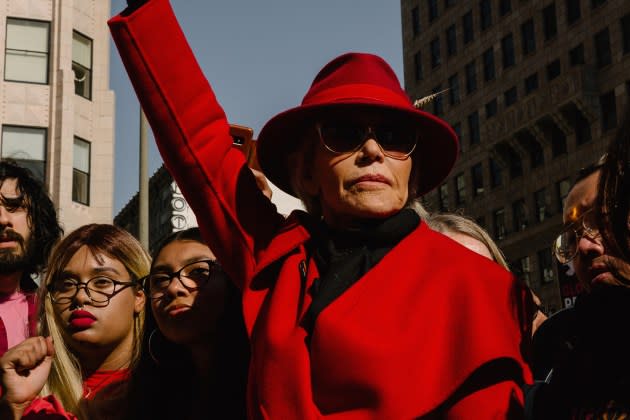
{"left": 148, "top": 329, "right": 161, "bottom": 365}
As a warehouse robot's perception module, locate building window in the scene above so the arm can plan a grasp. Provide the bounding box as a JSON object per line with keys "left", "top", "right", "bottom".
{"left": 594, "top": 28, "right": 612, "bottom": 68}
{"left": 485, "top": 98, "right": 498, "bottom": 118}
{"left": 414, "top": 51, "right": 423, "bottom": 81}
{"left": 508, "top": 150, "right": 523, "bottom": 178}
{"left": 538, "top": 248, "right": 554, "bottom": 283}
{"left": 499, "top": 0, "right": 512, "bottom": 16}
{"left": 600, "top": 90, "right": 617, "bottom": 132}
{"left": 567, "top": 0, "right": 581, "bottom": 24}
{"left": 428, "top": 0, "right": 439, "bottom": 22}
{"left": 72, "top": 31, "right": 93, "bottom": 100}
{"left": 501, "top": 33, "right": 515, "bottom": 69}
{"left": 513, "top": 199, "right": 529, "bottom": 231}
{"left": 521, "top": 19, "right": 536, "bottom": 55}
{"left": 483, "top": 48, "right": 495, "bottom": 82}
{"left": 493, "top": 208, "right": 506, "bottom": 240}
{"left": 524, "top": 72, "right": 539, "bottom": 95}
{"left": 446, "top": 25, "right": 457, "bottom": 56}
{"left": 432, "top": 85, "right": 444, "bottom": 116}
{"left": 542, "top": 3, "right": 558, "bottom": 41}
{"left": 468, "top": 111, "right": 480, "bottom": 145}
{"left": 463, "top": 11, "right": 474, "bottom": 44}
{"left": 411, "top": 7, "right": 421, "bottom": 37}
{"left": 550, "top": 124, "right": 567, "bottom": 157}
{"left": 546, "top": 59, "right": 561, "bottom": 81}
{"left": 557, "top": 178, "right": 571, "bottom": 211}
{"left": 465, "top": 60, "right": 477, "bottom": 94}
{"left": 480, "top": 0, "right": 492, "bottom": 30}
{"left": 569, "top": 43, "right": 585, "bottom": 66}
{"left": 534, "top": 188, "right": 549, "bottom": 222}
{"left": 490, "top": 158, "right": 503, "bottom": 187}
{"left": 622, "top": 13, "right": 630, "bottom": 54}
{"left": 73, "top": 137, "right": 90, "bottom": 205}
{"left": 0, "top": 126, "right": 46, "bottom": 182}
{"left": 448, "top": 74, "right": 460, "bottom": 105}
{"left": 504, "top": 86, "right": 517, "bottom": 106}
{"left": 439, "top": 183, "right": 449, "bottom": 211}
{"left": 455, "top": 173, "right": 466, "bottom": 206}
{"left": 472, "top": 163, "right": 484, "bottom": 196}
{"left": 430, "top": 37, "right": 441, "bottom": 68}
{"left": 4, "top": 18, "right": 50, "bottom": 84}
{"left": 574, "top": 111, "right": 592, "bottom": 145}
{"left": 517, "top": 256, "right": 532, "bottom": 286}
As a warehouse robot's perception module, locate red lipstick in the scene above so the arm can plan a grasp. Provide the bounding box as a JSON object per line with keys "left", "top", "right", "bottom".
{"left": 69, "top": 310, "right": 96, "bottom": 329}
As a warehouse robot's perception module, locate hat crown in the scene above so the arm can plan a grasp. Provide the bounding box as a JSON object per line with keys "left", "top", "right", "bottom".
{"left": 301, "top": 53, "right": 412, "bottom": 107}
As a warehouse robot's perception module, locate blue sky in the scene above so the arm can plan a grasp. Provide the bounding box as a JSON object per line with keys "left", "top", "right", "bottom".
{"left": 109, "top": 0, "right": 406, "bottom": 213}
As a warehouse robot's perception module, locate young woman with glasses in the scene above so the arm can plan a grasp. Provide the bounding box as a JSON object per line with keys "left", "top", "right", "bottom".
{"left": 110, "top": 0, "right": 533, "bottom": 416}
{"left": 125, "top": 228, "right": 248, "bottom": 419}
{"left": 0, "top": 224, "right": 149, "bottom": 419}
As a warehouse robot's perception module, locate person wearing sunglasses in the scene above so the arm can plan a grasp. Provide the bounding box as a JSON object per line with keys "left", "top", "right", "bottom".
{"left": 110, "top": 0, "right": 532, "bottom": 417}
{"left": 125, "top": 228, "right": 248, "bottom": 420}
{"left": 0, "top": 224, "right": 149, "bottom": 419}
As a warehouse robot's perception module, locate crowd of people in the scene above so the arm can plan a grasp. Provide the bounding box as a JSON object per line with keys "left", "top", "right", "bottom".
{"left": 0, "top": 0, "right": 627, "bottom": 418}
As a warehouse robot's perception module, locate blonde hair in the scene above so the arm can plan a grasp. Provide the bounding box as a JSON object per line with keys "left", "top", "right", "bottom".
{"left": 38, "top": 224, "right": 150, "bottom": 417}
{"left": 426, "top": 213, "right": 509, "bottom": 269}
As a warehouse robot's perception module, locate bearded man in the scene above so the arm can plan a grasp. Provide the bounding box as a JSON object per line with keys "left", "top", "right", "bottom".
{"left": 0, "top": 160, "right": 62, "bottom": 355}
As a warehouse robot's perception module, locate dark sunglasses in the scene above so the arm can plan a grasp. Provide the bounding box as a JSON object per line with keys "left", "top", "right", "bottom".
{"left": 316, "top": 121, "right": 418, "bottom": 159}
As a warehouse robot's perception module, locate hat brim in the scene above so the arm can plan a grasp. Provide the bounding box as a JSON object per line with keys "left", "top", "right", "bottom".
{"left": 257, "top": 100, "right": 459, "bottom": 199}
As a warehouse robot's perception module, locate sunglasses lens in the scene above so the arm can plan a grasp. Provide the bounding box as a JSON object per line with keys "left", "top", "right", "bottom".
{"left": 319, "top": 122, "right": 417, "bottom": 157}
{"left": 319, "top": 123, "right": 364, "bottom": 153}
{"left": 373, "top": 126, "right": 417, "bottom": 157}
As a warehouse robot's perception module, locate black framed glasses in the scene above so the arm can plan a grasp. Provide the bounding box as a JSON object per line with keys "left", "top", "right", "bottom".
{"left": 48, "top": 276, "right": 138, "bottom": 307}
{"left": 552, "top": 208, "right": 600, "bottom": 264}
{"left": 142, "top": 259, "right": 220, "bottom": 300}
{"left": 316, "top": 121, "right": 418, "bottom": 160}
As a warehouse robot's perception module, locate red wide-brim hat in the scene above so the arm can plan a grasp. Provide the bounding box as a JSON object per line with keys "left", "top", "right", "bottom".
{"left": 257, "top": 52, "right": 459, "bottom": 198}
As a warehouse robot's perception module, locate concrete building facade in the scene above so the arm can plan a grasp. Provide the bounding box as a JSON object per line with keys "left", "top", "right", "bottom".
{"left": 1, "top": 0, "right": 115, "bottom": 233}
{"left": 401, "top": 0, "right": 630, "bottom": 311}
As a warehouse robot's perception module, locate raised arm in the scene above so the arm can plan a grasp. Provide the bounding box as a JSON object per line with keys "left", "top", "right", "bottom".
{"left": 108, "top": 0, "right": 284, "bottom": 288}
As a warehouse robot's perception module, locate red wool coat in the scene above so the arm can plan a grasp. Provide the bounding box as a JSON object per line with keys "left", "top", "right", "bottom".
{"left": 109, "top": 1, "right": 532, "bottom": 417}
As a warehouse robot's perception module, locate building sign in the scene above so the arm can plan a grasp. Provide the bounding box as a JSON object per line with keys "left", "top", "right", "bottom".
{"left": 169, "top": 180, "right": 198, "bottom": 232}
{"left": 557, "top": 260, "right": 584, "bottom": 308}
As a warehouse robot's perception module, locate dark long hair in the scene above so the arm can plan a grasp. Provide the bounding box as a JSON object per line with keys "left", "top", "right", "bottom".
{"left": 597, "top": 107, "right": 630, "bottom": 262}
{"left": 126, "top": 228, "right": 249, "bottom": 419}
{"left": 0, "top": 160, "right": 62, "bottom": 290}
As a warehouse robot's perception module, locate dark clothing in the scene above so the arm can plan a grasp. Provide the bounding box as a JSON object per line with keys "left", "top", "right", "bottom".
{"left": 529, "top": 286, "right": 630, "bottom": 418}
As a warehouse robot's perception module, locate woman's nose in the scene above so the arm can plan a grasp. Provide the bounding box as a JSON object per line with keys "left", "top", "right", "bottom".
{"left": 358, "top": 138, "right": 385, "bottom": 162}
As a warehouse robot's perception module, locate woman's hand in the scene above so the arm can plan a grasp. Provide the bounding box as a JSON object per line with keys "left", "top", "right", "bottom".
{"left": 0, "top": 337, "right": 54, "bottom": 417}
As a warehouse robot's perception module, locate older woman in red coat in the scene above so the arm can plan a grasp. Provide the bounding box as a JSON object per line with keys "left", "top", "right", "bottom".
{"left": 109, "top": 1, "right": 532, "bottom": 417}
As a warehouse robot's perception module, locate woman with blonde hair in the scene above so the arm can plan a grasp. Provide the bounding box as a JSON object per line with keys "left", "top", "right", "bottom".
{"left": 427, "top": 212, "right": 509, "bottom": 268}
{"left": 428, "top": 212, "right": 547, "bottom": 335}
{"left": 0, "top": 224, "right": 149, "bottom": 419}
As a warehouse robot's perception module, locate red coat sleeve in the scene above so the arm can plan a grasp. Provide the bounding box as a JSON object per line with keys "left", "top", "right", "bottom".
{"left": 108, "top": 0, "right": 285, "bottom": 290}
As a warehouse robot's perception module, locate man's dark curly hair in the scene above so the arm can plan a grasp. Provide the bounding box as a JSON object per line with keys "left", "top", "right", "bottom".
{"left": 0, "top": 160, "right": 63, "bottom": 290}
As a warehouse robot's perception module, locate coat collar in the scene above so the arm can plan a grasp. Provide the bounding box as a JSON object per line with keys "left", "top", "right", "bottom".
{"left": 254, "top": 210, "right": 312, "bottom": 276}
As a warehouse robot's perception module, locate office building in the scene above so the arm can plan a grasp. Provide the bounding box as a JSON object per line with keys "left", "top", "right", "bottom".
{"left": 401, "top": 0, "right": 630, "bottom": 310}
{"left": 1, "top": 0, "right": 115, "bottom": 232}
